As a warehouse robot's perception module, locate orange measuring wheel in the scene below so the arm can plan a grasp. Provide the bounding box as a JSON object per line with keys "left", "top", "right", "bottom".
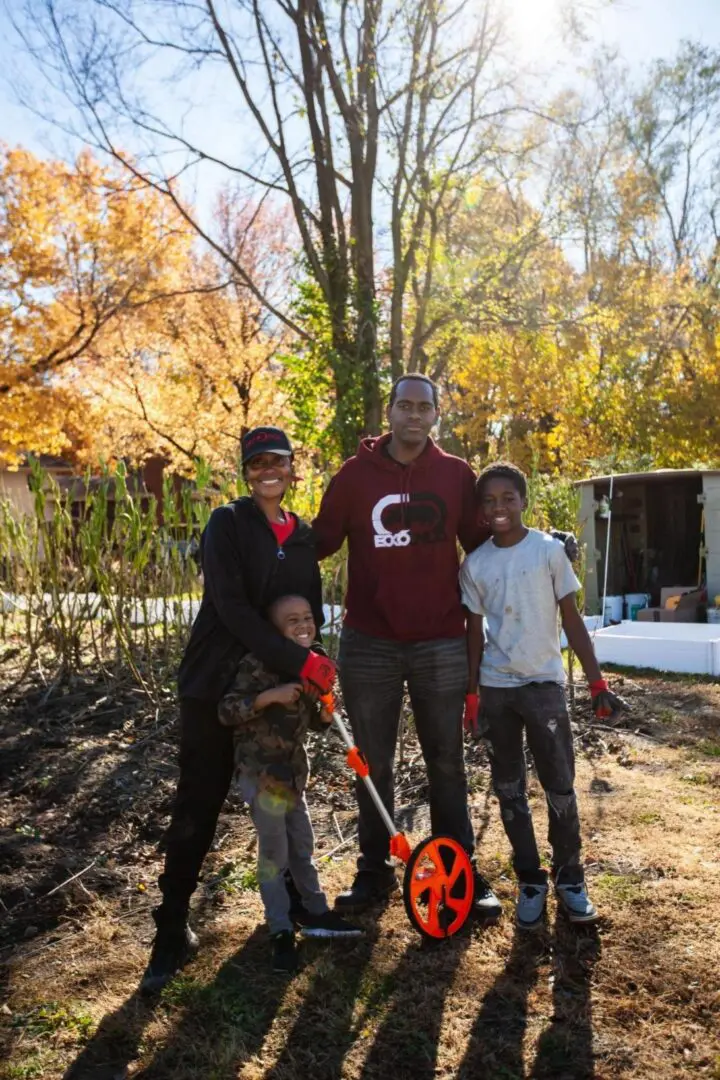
{"left": 330, "top": 707, "right": 474, "bottom": 942}
{"left": 403, "top": 835, "right": 473, "bottom": 939}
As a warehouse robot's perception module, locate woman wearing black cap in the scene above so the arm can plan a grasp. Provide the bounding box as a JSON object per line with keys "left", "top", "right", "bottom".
{"left": 141, "top": 427, "right": 336, "bottom": 992}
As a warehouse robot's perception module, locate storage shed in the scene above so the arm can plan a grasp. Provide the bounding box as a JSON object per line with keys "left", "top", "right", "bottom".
{"left": 575, "top": 469, "right": 720, "bottom": 614}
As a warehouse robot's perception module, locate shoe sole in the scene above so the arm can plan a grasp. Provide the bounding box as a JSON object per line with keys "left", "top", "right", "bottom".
{"left": 139, "top": 943, "right": 199, "bottom": 996}
{"left": 473, "top": 904, "right": 503, "bottom": 921}
{"left": 561, "top": 908, "right": 599, "bottom": 924}
{"left": 333, "top": 885, "right": 400, "bottom": 915}
{"left": 516, "top": 911, "right": 546, "bottom": 930}
{"left": 298, "top": 927, "right": 365, "bottom": 939}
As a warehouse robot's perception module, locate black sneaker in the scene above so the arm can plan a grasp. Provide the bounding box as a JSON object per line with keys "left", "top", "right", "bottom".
{"left": 472, "top": 871, "right": 502, "bottom": 920}
{"left": 272, "top": 930, "right": 298, "bottom": 974}
{"left": 333, "top": 870, "right": 400, "bottom": 914}
{"left": 140, "top": 924, "right": 199, "bottom": 995}
{"left": 296, "top": 910, "right": 365, "bottom": 938}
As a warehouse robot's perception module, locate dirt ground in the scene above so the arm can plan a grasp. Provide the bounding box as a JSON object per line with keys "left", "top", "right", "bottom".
{"left": 1, "top": 669, "right": 719, "bottom": 1080}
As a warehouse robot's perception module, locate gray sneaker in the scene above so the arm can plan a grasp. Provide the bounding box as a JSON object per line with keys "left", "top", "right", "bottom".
{"left": 516, "top": 882, "right": 548, "bottom": 929}
{"left": 555, "top": 881, "right": 598, "bottom": 923}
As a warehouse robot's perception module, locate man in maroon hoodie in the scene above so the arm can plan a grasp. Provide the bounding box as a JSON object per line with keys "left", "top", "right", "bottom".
{"left": 312, "top": 374, "right": 503, "bottom": 915}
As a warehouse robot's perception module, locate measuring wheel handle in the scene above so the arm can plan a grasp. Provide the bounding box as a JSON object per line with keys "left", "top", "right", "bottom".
{"left": 403, "top": 835, "right": 474, "bottom": 940}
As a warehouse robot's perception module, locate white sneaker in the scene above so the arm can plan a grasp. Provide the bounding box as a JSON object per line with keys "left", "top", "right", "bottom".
{"left": 472, "top": 872, "right": 502, "bottom": 919}
{"left": 516, "top": 882, "right": 548, "bottom": 929}
{"left": 555, "top": 881, "right": 598, "bottom": 923}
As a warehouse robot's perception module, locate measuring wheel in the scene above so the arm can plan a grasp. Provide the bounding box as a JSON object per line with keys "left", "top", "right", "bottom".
{"left": 331, "top": 708, "right": 474, "bottom": 941}
{"left": 403, "top": 835, "right": 474, "bottom": 939}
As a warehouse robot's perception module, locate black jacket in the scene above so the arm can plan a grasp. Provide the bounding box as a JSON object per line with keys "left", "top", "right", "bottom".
{"left": 177, "top": 497, "right": 324, "bottom": 702}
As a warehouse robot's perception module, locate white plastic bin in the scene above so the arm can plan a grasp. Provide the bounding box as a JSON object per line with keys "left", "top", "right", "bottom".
{"left": 624, "top": 593, "right": 650, "bottom": 620}
{"left": 603, "top": 595, "right": 624, "bottom": 626}
{"left": 592, "top": 621, "right": 720, "bottom": 675}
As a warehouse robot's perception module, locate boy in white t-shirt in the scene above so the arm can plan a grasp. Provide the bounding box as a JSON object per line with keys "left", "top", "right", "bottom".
{"left": 460, "top": 463, "right": 626, "bottom": 929}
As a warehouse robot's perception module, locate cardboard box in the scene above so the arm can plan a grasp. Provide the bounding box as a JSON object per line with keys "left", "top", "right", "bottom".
{"left": 660, "top": 585, "right": 700, "bottom": 608}
{"left": 637, "top": 606, "right": 699, "bottom": 623}
{"left": 676, "top": 589, "right": 705, "bottom": 609}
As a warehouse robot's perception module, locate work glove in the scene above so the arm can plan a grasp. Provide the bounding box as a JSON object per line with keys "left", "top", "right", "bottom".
{"left": 550, "top": 529, "right": 579, "bottom": 563}
{"left": 300, "top": 650, "right": 337, "bottom": 696}
{"left": 463, "top": 693, "right": 480, "bottom": 735}
{"left": 589, "top": 678, "right": 629, "bottom": 720}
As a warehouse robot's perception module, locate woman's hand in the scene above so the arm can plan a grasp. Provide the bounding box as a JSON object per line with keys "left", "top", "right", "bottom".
{"left": 300, "top": 651, "right": 337, "bottom": 695}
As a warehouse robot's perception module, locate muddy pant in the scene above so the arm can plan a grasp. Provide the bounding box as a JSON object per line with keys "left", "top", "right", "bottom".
{"left": 339, "top": 627, "right": 474, "bottom": 873}
{"left": 482, "top": 682, "right": 584, "bottom": 886}
{"left": 240, "top": 779, "right": 328, "bottom": 935}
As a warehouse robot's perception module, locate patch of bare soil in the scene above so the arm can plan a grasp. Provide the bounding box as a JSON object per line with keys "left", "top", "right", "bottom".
{"left": 1, "top": 673, "right": 719, "bottom": 1079}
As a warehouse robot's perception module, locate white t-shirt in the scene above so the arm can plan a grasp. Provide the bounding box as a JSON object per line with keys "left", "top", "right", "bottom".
{"left": 459, "top": 528, "right": 581, "bottom": 688}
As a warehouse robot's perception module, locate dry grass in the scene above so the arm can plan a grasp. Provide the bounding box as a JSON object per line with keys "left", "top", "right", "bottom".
{"left": 2, "top": 675, "right": 720, "bottom": 1079}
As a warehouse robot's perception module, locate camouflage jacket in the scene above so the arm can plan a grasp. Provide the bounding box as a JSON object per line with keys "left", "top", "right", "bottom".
{"left": 217, "top": 652, "right": 330, "bottom": 796}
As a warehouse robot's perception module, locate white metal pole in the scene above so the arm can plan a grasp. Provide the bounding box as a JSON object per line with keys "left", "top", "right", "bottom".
{"left": 601, "top": 473, "right": 614, "bottom": 625}
{"left": 332, "top": 712, "right": 400, "bottom": 838}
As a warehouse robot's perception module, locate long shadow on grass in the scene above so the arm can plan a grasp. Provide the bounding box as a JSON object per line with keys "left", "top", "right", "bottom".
{"left": 261, "top": 923, "right": 377, "bottom": 1080}
{"left": 63, "top": 926, "right": 285, "bottom": 1080}
{"left": 357, "top": 930, "right": 470, "bottom": 1080}
{"left": 62, "top": 986, "right": 160, "bottom": 1080}
{"left": 529, "top": 912, "right": 601, "bottom": 1080}
{"left": 456, "top": 926, "right": 544, "bottom": 1080}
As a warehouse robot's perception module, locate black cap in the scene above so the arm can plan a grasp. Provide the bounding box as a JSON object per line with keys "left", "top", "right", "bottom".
{"left": 241, "top": 426, "right": 293, "bottom": 464}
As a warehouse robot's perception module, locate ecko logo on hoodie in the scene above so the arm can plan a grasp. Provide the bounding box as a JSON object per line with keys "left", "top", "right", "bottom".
{"left": 372, "top": 492, "right": 448, "bottom": 548}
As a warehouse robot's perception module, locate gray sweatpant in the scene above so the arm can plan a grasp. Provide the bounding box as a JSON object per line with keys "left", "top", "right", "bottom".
{"left": 240, "top": 779, "right": 329, "bottom": 934}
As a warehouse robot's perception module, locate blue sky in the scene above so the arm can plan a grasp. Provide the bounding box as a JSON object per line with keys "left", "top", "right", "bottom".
{"left": 509, "top": 0, "right": 720, "bottom": 68}
{"left": 1, "top": 0, "right": 719, "bottom": 222}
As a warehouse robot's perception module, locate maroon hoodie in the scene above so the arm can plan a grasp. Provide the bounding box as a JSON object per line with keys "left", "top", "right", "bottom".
{"left": 313, "top": 434, "right": 489, "bottom": 641}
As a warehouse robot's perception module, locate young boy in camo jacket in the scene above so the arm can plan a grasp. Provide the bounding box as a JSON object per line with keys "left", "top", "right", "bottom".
{"left": 218, "top": 594, "right": 362, "bottom": 973}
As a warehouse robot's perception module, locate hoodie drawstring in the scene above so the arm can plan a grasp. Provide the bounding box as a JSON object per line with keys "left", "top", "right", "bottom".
{"left": 400, "top": 460, "right": 414, "bottom": 528}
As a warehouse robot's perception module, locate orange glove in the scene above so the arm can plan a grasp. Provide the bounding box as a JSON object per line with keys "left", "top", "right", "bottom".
{"left": 299, "top": 651, "right": 337, "bottom": 696}
{"left": 464, "top": 693, "right": 480, "bottom": 735}
{"left": 589, "top": 678, "right": 628, "bottom": 719}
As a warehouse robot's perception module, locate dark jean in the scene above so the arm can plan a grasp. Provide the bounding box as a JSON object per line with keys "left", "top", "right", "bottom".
{"left": 338, "top": 626, "right": 474, "bottom": 873}
{"left": 481, "top": 682, "right": 584, "bottom": 886}
{"left": 156, "top": 698, "right": 235, "bottom": 925}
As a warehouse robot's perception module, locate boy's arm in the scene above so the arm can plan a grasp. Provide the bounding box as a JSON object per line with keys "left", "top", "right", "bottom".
{"left": 218, "top": 660, "right": 263, "bottom": 727}
{"left": 466, "top": 611, "right": 485, "bottom": 696}
{"left": 463, "top": 609, "right": 485, "bottom": 735}
{"left": 218, "top": 659, "right": 300, "bottom": 726}
{"left": 459, "top": 554, "right": 486, "bottom": 734}
{"left": 558, "top": 593, "right": 628, "bottom": 718}
{"left": 558, "top": 594, "right": 602, "bottom": 682}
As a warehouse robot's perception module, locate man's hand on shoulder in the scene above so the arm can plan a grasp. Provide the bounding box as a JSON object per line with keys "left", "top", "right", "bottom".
{"left": 550, "top": 529, "right": 579, "bottom": 563}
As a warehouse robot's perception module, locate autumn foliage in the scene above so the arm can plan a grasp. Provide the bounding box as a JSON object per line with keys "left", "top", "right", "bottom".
{"left": 0, "top": 147, "right": 291, "bottom": 471}
{"left": 2, "top": 100, "right": 720, "bottom": 477}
